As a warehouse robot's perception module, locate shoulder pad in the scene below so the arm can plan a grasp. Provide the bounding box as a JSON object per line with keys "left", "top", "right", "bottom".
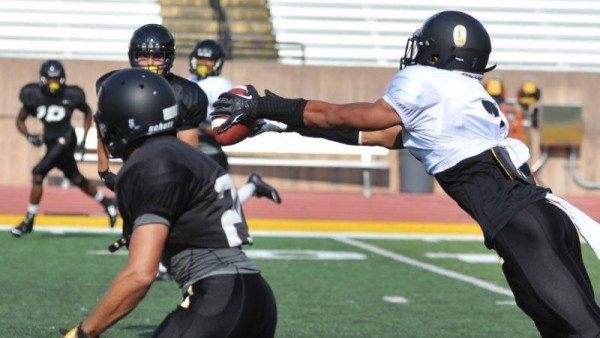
{"left": 19, "top": 83, "right": 42, "bottom": 106}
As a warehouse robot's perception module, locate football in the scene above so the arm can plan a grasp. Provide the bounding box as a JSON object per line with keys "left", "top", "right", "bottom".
{"left": 211, "top": 85, "right": 256, "bottom": 146}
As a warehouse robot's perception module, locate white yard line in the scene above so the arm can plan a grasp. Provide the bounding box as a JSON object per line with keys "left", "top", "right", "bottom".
{"left": 333, "top": 236, "right": 514, "bottom": 297}
{"left": 0, "top": 225, "right": 483, "bottom": 241}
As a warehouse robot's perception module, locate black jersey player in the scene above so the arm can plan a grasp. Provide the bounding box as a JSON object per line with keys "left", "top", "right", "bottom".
{"left": 62, "top": 68, "right": 277, "bottom": 338}
{"left": 95, "top": 24, "right": 207, "bottom": 191}
{"left": 11, "top": 60, "right": 117, "bottom": 237}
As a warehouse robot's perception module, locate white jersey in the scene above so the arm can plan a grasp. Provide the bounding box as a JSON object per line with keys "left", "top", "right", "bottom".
{"left": 383, "top": 65, "right": 508, "bottom": 175}
{"left": 192, "top": 76, "right": 234, "bottom": 119}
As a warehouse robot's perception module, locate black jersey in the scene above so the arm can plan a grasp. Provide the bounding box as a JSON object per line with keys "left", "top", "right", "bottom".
{"left": 435, "top": 150, "right": 549, "bottom": 248}
{"left": 96, "top": 71, "right": 207, "bottom": 132}
{"left": 116, "top": 135, "right": 252, "bottom": 249}
{"left": 19, "top": 83, "right": 89, "bottom": 140}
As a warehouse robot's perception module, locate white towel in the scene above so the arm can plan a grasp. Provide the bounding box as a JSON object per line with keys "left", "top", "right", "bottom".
{"left": 545, "top": 193, "right": 600, "bottom": 260}
{"left": 497, "top": 137, "right": 531, "bottom": 168}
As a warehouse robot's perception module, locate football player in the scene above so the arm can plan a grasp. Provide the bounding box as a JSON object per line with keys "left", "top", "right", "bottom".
{"left": 63, "top": 68, "right": 277, "bottom": 338}
{"left": 96, "top": 24, "right": 207, "bottom": 191}
{"left": 213, "top": 11, "right": 600, "bottom": 336}
{"left": 11, "top": 60, "right": 117, "bottom": 237}
{"left": 188, "top": 39, "right": 281, "bottom": 204}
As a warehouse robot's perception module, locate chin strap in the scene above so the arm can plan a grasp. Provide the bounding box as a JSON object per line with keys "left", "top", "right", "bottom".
{"left": 483, "top": 64, "right": 497, "bottom": 73}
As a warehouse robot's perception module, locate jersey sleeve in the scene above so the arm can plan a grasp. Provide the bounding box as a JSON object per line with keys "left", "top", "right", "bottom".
{"left": 117, "top": 158, "right": 190, "bottom": 228}
{"left": 178, "top": 83, "right": 207, "bottom": 131}
{"left": 18, "top": 84, "right": 40, "bottom": 114}
{"left": 382, "top": 67, "right": 440, "bottom": 131}
{"left": 70, "top": 86, "right": 91, "bottom": 112}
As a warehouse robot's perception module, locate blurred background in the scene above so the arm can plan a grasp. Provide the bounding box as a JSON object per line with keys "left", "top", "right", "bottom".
{"left": 1, "top": 0, "right": 600, "bottom": 196}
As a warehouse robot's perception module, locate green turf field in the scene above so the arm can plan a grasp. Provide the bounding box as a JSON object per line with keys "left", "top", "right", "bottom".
{"left": 2, "top": 230, "right": 600, "bottom": 337}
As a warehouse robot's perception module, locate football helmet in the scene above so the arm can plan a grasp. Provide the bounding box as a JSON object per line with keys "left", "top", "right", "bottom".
{"left": 39, "top": 60, "right": 66, "bottom": 94}
{"left": 128, "top": 24, "right": 176, "bottom": 74}
{"left": 95, "top": 68, "right": 178, "bottom": 158}
{"left": 400, "top": 11, "right": 495, "bottom": 74}
{"left": 188, "top": 39, "right": 225, "bottom": 79}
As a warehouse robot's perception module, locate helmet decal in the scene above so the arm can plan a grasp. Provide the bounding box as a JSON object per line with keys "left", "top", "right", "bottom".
{"left": 453, "top": 25, "right": 467, "bottom": 47}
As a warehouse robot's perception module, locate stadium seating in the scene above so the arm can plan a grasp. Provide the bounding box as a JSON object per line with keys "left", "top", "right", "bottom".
{"left": 268, "top": 0, "right": 600, "bottom": 71}
{"left": 0, "top": 0, "right": 161, "bottom": 60}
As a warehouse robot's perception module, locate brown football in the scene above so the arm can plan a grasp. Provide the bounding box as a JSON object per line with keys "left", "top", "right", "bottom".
{"left": 212, "top": 85, "right": 255, "bottom": 146}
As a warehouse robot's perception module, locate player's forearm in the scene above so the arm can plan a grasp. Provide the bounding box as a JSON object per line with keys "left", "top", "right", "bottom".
{"left": 360, "top": 125, "right": 404, "bottom": 149}
{"left": 80, "top": 270, "right": 153, "bottom": 336}
{"left": 15, "top": 119, "right": 28, "bottom": 136}
{"left": 288, "top": 125, "right": 360, "bottom": 145}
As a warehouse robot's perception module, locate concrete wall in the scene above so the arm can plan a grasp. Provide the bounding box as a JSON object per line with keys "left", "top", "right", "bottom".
{"left": 1, "top": 57, "right": 599, "bottom": 195}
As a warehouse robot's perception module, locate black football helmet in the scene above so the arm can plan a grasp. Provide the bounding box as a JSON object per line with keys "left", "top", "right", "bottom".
{"left": 128, "top": 24, "right": 176, "bottom": 74}
{"left": 400, "top": 11, "right": 495, "bottom": 74}
{"left": 188, "top": 39, "right": 225, "bottom": 79}
{"left": 39, "top": 60, "right": 66, "bottom": 94}
{"left": 95, "top": 68, "right": 178, "bottom": 158}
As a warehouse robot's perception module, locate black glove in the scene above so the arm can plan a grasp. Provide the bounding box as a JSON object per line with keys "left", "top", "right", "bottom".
{"left": 98, "top": 170, "right": 117, "bottom": 192}
{"left": 213, "top": 85, "right": 261, "bottom": 134}
{"left": 26, "top": 133, "right": 43, "bottom": 147}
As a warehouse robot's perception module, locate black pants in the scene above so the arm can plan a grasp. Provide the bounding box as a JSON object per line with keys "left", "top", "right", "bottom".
{"left": 33, "top": 129, "right": 80, "bottom": 179}
{"left": 153, "top": 273, "right": 277, "bottom": 338}
{"left": 493, "top": 200, "right": 600, "bottom": 337}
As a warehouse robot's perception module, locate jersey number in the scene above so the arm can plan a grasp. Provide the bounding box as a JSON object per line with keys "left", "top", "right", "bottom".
{"left": 36, "top": 105, "right": 66, "bottom": 122}
{"left": 214, "top": 174, "right": 246, "bottom": 247}
{"left": 481, "top": 100, "right": 506, "bottom": 129}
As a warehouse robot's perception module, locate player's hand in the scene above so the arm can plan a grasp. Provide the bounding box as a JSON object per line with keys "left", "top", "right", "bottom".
{"left": 26, "top": 133, "right": 43, "bottom": 147}
{"left": 213, "top": 85, "right": 260, "bottom": 133}
{"left": 251, "top": 119, "right": 288, "bottom": 137}
{"left": 60, "top": 323, "right": 89, "bottom": 337}
{"left": 98, "top": 170, "right": 117, "bottom": 192}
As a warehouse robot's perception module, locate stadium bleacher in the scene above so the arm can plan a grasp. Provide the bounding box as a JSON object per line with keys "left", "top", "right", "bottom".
{"left": 0, "top": 0, "right": 161, "bottom": 60}
{"left": 268, "top": 0, "right": 600, "bottom": 71}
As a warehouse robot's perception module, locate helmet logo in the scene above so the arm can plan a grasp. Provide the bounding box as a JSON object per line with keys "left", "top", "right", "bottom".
{"left": 453, "top": 25, "right": 467, "bottom": 47}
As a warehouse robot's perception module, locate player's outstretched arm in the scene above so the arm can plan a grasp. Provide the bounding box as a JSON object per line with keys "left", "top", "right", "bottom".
{"left": 214, "top": 85, "right": 402, "bottom": 132}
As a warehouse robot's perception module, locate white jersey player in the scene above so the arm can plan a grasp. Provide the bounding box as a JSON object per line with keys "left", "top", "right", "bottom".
{"left": 212, "top": 10, "right": 600, "bottom": 336}
{"left": 188, "top": 39, "right": 281, "bottom": 204}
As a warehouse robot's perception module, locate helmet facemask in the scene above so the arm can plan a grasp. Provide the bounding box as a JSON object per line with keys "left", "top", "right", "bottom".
{"left": 400, "top": 30, "right": 421, "bottom": 69}
{"left": 127, "top": 24, "right": 176, "bottom": 75}
{"left": 130, "top": 51, "right": 171, "bottom": 75}
{"left": 39, "top": 60, "right": 66, "bottom": 94}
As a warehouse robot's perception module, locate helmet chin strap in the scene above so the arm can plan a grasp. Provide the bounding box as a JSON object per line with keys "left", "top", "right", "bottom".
{"left": 483, "top": 64, "right": 497, "bottom": 73}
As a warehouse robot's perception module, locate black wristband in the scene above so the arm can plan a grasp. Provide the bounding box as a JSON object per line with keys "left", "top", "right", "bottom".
{"left": 289, "top": 126, "right": 360, "bottom": 145}
{"left": 255, "top": 96, "right": 307, "bottom": 127}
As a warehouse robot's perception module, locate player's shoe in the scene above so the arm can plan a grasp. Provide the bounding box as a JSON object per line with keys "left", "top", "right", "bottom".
{"left": 102, "top": 198, "right": 118, "bottom": 228}
{"left": 11, "top": 214, "right": 35, "bottom": 238}
{"left": 156, "top": 262, "right": 173, "bottom": 281}
{"left": 156, "top": 271, "right": 174, "bottom": 281}
{"left": 248, "top": 173, "right": 282, "bottom": 204}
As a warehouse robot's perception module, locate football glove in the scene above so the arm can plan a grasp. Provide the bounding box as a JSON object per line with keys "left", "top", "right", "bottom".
{"left": 61, "top": 323, "right": 88, "bottom": 338}
{"left": 251, "top": 119, "right": 289, "bottom": 137}
{"left": 26, "top": 134, "right": 43, "bottom": 147}
{"left": 98, "top": 170, "right": 117, "bottom": 192}
{"left": 213, "top": 85, "right": 260, "bottom": 134}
